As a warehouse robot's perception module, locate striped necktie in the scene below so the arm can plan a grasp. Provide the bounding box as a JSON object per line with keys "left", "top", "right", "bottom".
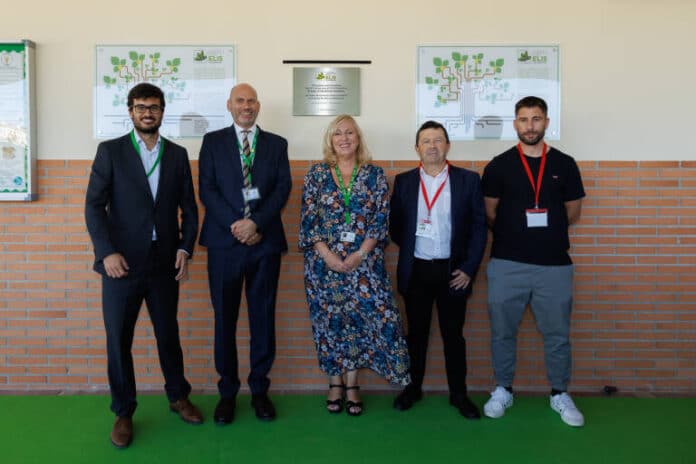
{"left": 242, "top": 130, "right": 251, "bottom": 218}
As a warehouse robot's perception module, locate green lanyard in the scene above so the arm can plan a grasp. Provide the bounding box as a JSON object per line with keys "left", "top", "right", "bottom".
{"left": 334, "top": 164, "right": 358, "bottom": 225}
{"left": 237, "top": 130, "right": 259, "bottom": 184}
{"left": 130, "top": 130, "right": 163, "bottom": 178}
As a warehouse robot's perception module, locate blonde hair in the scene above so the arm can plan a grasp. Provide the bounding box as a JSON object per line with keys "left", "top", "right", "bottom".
{"left": 321, "top": 114, "right": 372, "bottom": 167}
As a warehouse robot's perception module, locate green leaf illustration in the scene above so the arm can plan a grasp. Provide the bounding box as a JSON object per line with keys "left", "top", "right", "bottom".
{"left": 452, "top": 52, "right": 461, "bottom": 61}
{"left": 425, "top": 76, "right": 433, "bottom": 84}
{"left": 103, "top": 76, "right": 111, "bottom": 84}
{"left": 154, "top": 52, "right": 160, "bottom": 59}
{"left": 462, "top": 55, "right": 468, "bottom": 61}
{"left": 129, "top": 51, "right": 138, "bottom": 60}
{"left": 172, "top": 58, "right": 181, "bottom": 66}
{"left": 110, "top": 56, "right": 120, "bottom": 65}
{"left": 496, "top": 58, "right": 504, "bottom": 66}
{"left": 433, "top": 57, "right": 442, "bottom": 66}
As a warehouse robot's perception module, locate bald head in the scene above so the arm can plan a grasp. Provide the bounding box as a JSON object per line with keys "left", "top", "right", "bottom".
{"left": 227, "top": 83, "right": 260, "bottom": 129}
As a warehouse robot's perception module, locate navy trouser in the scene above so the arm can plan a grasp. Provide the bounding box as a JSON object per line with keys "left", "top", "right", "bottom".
{"left": 102, "top": 242, "right": 191, "bottom": 417}
{"left": 207, "top": 248, "right": 281, "bottom": 398}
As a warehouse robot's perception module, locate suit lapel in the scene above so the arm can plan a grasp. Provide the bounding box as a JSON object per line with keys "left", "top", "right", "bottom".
{"left": 251, "top": 127, "right": 266, "bottom": 182}
{"left": 124, "top": 134, "right": 155, "bottom": 204}
{"left": 406, "top": 168, "right": 421, "bottom": 236}
{"left": 450, "top": 167, "right": 462, "bottom": 234}
{"left": 153, "top": 137, "right": 170, "bottom": 205}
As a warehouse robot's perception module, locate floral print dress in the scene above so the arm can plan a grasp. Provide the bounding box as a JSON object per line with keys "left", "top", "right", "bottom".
{"left": 299, "top": 162, "right": 410, "bottom": 385}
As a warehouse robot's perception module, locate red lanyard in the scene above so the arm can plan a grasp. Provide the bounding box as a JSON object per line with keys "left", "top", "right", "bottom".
{"left": 517, "top": 143, "right": 547, "bottom": 208}
{"left": 419, "top": 162, "right": 449, "bottom": 219}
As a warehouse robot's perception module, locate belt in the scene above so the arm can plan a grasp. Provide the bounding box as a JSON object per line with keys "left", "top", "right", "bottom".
{"left": 414, "top": 257, "right": 449, "bottom": 264}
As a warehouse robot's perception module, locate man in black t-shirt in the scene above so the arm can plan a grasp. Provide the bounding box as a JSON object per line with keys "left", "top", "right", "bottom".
{"left": 481, "top": 96, "right": 586, "bottom": 427}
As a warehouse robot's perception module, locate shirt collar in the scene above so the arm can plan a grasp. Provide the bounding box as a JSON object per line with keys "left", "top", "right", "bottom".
{"left": 133, "top": 130, "right": 161, "bottom": 153}
{"left": 419, "top": 162, "right": 449, "bottom": 180}
{"left": 233, "top": 124, "right": 258, "bottom": 141}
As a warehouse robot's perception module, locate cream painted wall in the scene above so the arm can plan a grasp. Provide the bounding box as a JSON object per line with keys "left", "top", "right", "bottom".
{"left": 5, "top": 0, "right": 695, "bottom": 161}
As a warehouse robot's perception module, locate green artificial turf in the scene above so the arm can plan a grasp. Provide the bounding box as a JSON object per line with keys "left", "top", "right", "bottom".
{"left": 1, "top": 394, "right": 693, "bottom": 463}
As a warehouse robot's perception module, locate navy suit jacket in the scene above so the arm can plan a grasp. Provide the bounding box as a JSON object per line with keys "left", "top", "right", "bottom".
{"left": 85, "top": 133, "right": 198, "bottom": 276}
{"left": 389, "top": 165, "right": 487, "bottom": 296}
{"left": 198, "top": 126, "right": 291, "bottom": 256}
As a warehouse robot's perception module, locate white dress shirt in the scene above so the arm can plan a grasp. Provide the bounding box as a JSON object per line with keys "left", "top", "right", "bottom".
{"left": 414, "top": 164, "right": 452, "bottom": 260}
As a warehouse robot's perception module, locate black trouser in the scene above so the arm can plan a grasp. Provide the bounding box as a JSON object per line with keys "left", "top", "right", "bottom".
{"left": 404, "top": 258, "right": 469, "bottom": 395}
{"left": 102, "top": 242, "right": 191, "bottom": 417}
{"left": 208, "top": 249, "right": 281, "bottom": 398}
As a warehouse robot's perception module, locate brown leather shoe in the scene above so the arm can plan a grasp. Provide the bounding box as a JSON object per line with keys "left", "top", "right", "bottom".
{"left": 110, "top": 416, "right": 133, "bottom": 449}
{"left": 169, "top": 398, "right": 204, "bottom": 424}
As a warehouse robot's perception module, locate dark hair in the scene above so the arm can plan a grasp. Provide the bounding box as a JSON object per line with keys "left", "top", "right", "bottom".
{"left": 127, "top": 83, "right": 165, "bottom": 109}
{"left": 515, "top": 96, "right": 547, "bottom": 116}
{"left": 416, "top": 120, "right": 450, "bottom": 145}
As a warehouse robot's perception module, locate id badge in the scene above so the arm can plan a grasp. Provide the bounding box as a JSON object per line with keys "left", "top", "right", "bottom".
{"left": 526, "top": 208, "right": 548, "bottom": 228}
{"left": 340, "top": 231, "right": 356, "bottom": 243}
{"left": 415, "top": 219, "right": 434, "bottom": 238}
{"left": 242, "top": 187, "right": 261, "bottom": 203}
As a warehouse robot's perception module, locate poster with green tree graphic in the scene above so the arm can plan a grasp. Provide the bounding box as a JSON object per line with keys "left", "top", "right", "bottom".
{"left": 417, "top": 45, "right": 560, "bottom": 140}
{"left": 95, "top": 45, "right": 235, "bottom": 138}
{"left": 0, "top": 40, "right": 37, "bottom": 201}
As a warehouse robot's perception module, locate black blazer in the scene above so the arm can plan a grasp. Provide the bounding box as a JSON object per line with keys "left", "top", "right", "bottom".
{"left": 198, "top": 126, "right": 291, "bottom": 256}
{"left": 389, "top": 165, "right": 488, "bottom": 296}
{"left": 85, "top": 133, "right": 198, "bottom": 276}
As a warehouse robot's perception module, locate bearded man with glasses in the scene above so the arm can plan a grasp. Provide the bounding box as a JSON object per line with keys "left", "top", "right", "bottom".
{"left": 85, "top": 83, "right": 201, "bottom": 448}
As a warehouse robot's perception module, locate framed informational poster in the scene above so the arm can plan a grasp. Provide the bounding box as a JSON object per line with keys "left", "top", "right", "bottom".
{"left": 0, "top": 40, "right": 37, "bottom": 201}
{"left": 94, "top": 45, "right": 236, "bottom": 138}
{"left": 417, "top": 45, "right": 560, "bottom": 140}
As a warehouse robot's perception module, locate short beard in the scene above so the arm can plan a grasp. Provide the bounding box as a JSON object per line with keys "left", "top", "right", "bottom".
{"left": 133, "top": 122, "right": 161, "bottom": 135}
{"left": 518, "top": 130, "right": 545, "bottom": 146}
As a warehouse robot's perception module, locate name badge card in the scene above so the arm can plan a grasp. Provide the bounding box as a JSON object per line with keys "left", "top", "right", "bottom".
{"left": 242, "top": 187, "right": 261, "bottom": 203}
{"left": 415, "top": 219, "right": 435, "bottom": 238}
{"left": 526, "top": 208, "right": 548, "bottom": 228}
{"left": 340, "top": 231, "right": 356, "bottom": 243}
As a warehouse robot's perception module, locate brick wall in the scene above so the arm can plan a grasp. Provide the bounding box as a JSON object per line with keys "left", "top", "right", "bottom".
{"left": 0, "top": 159, "right": 694, "bottom": 394}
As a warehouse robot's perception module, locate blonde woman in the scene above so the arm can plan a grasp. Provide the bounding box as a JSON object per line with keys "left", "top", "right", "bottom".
{"left": 299, "top": 115, "right": 410, "bottom": 416}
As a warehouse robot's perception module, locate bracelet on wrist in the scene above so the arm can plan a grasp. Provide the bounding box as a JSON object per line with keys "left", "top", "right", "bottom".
{"left": 358, "top": 249, "right": 368, "bottom": 260}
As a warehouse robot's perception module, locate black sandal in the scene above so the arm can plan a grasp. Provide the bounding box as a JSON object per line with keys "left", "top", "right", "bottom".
{"left": 326, "top": 384, "right": 345, "bottom": 414}
{"left": 345, "top": 385, "right": 363, "bottom": 416}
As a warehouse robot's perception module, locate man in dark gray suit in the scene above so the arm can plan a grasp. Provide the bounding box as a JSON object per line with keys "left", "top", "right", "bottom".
{"left": 85, "top": 83, "right": 201, "bottom": 449}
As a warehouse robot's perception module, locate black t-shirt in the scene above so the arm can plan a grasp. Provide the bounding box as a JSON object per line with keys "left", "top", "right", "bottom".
{"left": 482, "top": 145, "right": 585, "bottom": 265}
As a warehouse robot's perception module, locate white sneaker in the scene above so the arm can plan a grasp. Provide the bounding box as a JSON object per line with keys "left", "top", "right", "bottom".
{"left": 550, "top": 392, "right": 585, "bottom": 427}
{"left": 483, "top": 386, "right": 514, "bottom": 419}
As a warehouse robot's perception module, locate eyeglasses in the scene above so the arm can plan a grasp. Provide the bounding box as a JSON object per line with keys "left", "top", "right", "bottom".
{"left": 131, "top": 104, "right": 163, "bottom": 115}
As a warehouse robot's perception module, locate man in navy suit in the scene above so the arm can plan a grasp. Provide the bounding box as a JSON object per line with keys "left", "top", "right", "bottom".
{"left": 85, "top": 83, "right": 202, "bottom": 449}
{"left": 389, "top": 121, "right": 487, "bottom": 418}
{"left": 199, "top": 83, "right": 291, "bottom": 423}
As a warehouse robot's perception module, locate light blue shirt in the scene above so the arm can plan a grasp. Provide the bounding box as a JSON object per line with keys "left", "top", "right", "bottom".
{"left": 133, "top": 131, "right": 161, "bottom": 240}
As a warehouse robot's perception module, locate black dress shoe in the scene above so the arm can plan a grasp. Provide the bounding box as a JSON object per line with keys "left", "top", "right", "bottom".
{"left": 393, "top": 386, "right": 423, "bottom": 411}
{"left": 214, "top": 398, "right": 236, "bottom": 425}
{"left": 449, "top": 393, "right": 481, "bottom": 419}
{"left": 251, "top": 394, "right": 276, "bottom": 421}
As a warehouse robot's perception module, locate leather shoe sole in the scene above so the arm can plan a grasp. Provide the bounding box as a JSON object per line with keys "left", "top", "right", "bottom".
{"left": 169, "top": 398, "right": 204, "bottom": 425}
{"left": 214, "top": 398, "right": 236, "bottom": 425}
{"left": 450, "top": 395, "right": 481, "bottom": 420}
{"left": 110, "top": 416, "right": 133, "bottom": 449}
{"left": 251, "top": 394, "right": 277, "bottom": 421}
{"left": 393, "top": 388, "right": 423, "bottom": 411}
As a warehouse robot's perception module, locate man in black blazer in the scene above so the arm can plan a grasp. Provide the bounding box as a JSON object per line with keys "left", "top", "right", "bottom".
{"left": 85, "top": 83, "right": 202, "bottom": 448}
{"left": 389, "top": 121, "right": 487, "bottom": 418}
{"left": 199, "top": 83, "right": 291, "bottom": 423}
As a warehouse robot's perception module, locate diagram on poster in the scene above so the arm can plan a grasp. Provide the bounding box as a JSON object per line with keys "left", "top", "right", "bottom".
{"left": 95, "top": 45, "right": 235, "bottom": 138}
{"left": 417, "top": 45, "right": 560, "bottom": 140}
